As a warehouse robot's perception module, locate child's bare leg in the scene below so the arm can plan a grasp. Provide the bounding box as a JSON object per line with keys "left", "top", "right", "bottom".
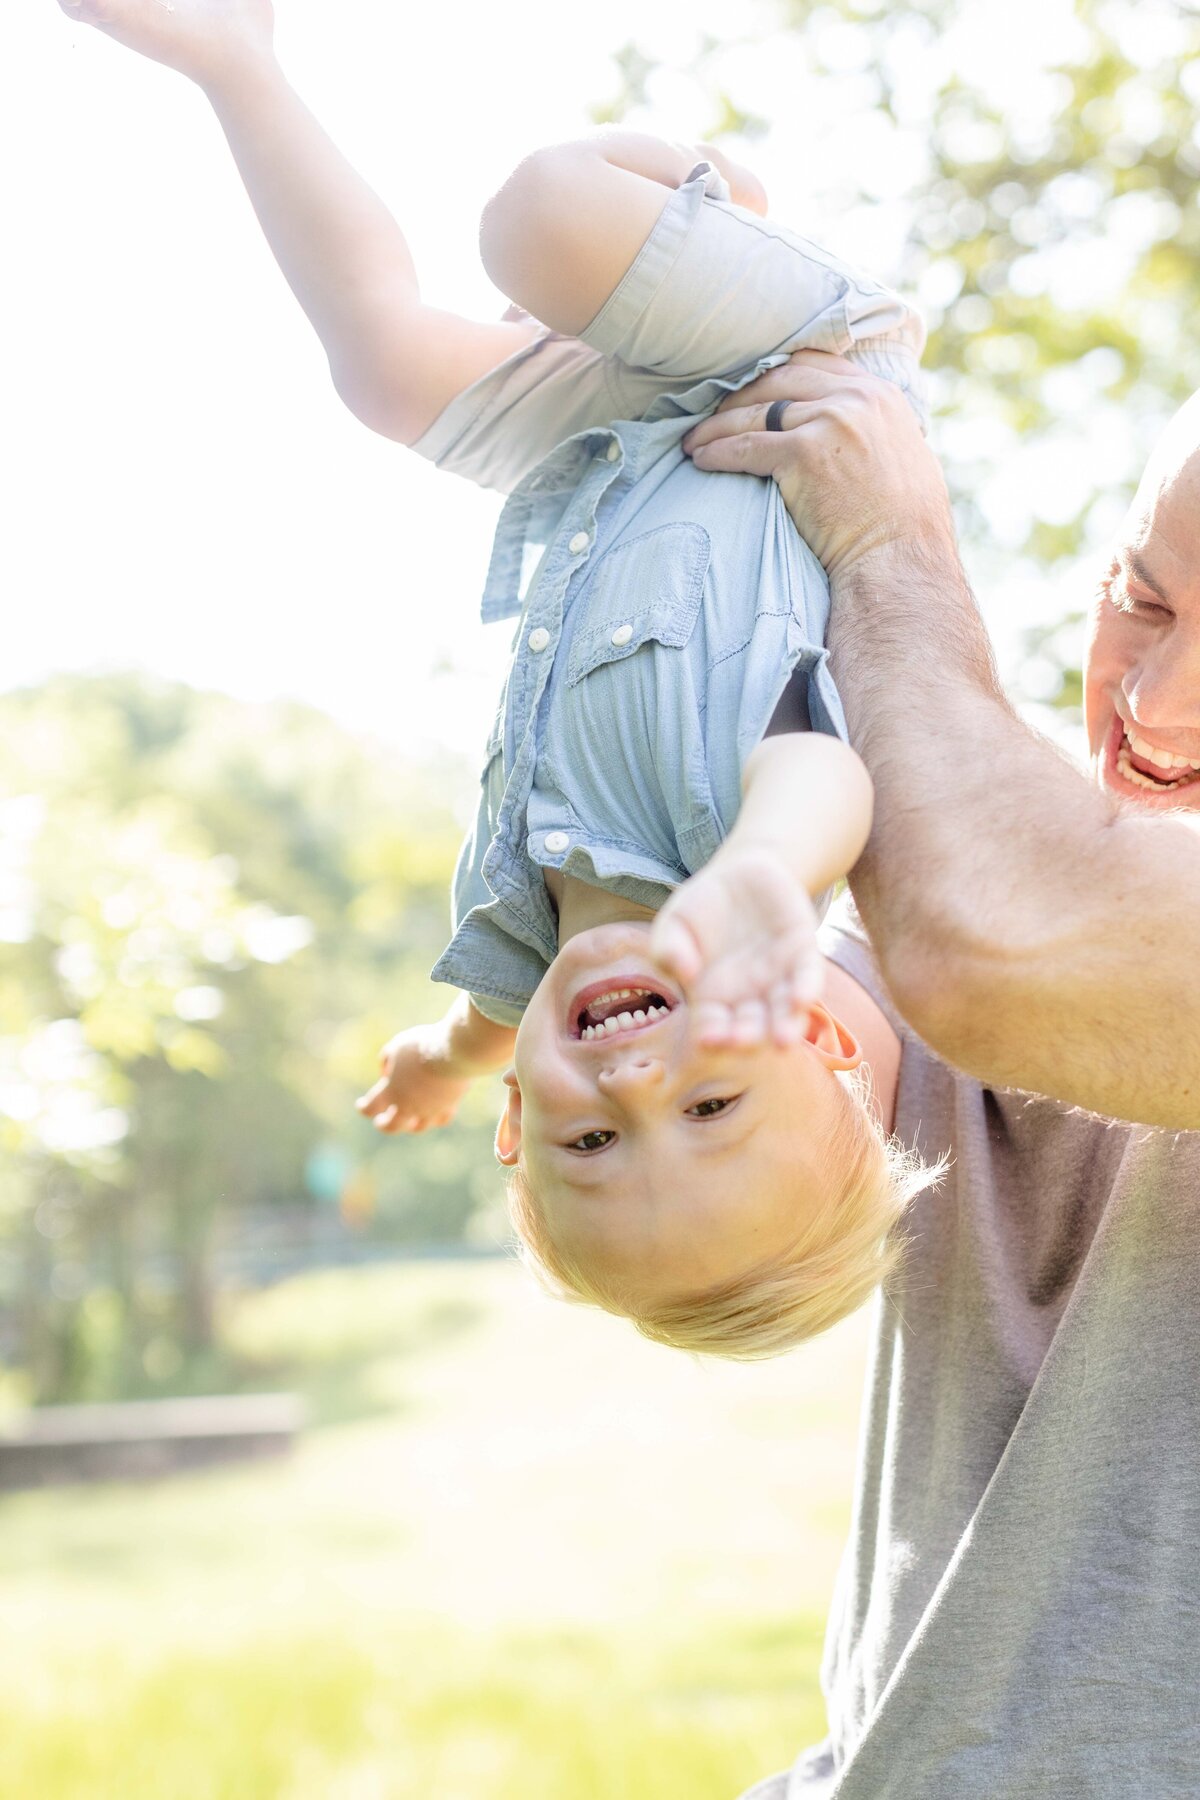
{"left": 58, "top": 0, "right": 535, "bottom": 443}
{"left": 651, "top": 735, "right": 874, "bottom": 1048}
{"left": 479, "top": 131, "right": 767, "bottom": 341}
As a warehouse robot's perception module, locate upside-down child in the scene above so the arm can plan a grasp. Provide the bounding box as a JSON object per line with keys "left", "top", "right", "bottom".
{"left": 65, "top": 0, "right": 934, "bottom": 1356}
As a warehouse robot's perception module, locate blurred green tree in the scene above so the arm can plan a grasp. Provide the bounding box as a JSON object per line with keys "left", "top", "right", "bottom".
{"left": 594, "top": 0, "right": 1200, "bottom": 713}
{"left": 0, "top": 676, "right": 501, "bottom": 1403}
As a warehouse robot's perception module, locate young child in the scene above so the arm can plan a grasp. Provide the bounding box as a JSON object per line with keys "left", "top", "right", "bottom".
{"left": 62, "top": 0, "right": 932, "bottom": 1357}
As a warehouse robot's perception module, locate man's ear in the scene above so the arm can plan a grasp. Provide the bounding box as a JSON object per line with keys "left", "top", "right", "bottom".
{"left": 805, "top": 1002, "right": 863, "bottom": 1072}
{"left": 494, "top": 1069, "right": 523, "bottom": 1166}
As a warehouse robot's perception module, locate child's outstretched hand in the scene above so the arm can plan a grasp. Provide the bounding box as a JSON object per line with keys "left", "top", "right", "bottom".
{"left": 356, "top": 1023, "right": 474, "bottom": 1136}
{"left": 56, "top": 0, "right": 274, "bottom": 86}
{"left": 650, "top": 844, "right": 823, "bottom": 1051}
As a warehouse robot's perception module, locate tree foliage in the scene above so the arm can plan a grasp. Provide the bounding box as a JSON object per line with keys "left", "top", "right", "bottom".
{"left": 595, "top": 0, "right": 1200, "bottom": 709}
{"left": 0, "top": 676, "right": 500, "bottom": 1402}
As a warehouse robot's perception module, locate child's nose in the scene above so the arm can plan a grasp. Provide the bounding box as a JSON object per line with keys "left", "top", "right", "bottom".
{"left": 596, "top": 1057, "right": 666, "bottom": 1092}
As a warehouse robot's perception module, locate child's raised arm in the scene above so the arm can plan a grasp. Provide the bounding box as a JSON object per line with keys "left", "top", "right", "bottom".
{"left": 651, "top": 734, "right": 874, "bottom": 1049}
{"left": 59, "top": 0, "right": 536, "bottom": 444}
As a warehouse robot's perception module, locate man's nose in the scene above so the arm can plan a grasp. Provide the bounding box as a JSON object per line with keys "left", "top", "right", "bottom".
{"left": 1126, "top": 628, "right": 1200, "bottom": 729}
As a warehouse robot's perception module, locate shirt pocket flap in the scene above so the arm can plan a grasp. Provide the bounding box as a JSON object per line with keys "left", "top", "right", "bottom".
{"left": 566, "top": 522, "right": 710, "bottom": 686}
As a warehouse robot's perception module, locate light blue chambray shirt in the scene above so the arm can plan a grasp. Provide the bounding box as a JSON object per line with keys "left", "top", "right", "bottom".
{"left": 413, "top": 166, "right": 926, "bottom": 1027}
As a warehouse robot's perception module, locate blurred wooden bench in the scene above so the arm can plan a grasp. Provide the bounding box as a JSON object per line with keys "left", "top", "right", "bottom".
{"left": 0, "top": 1393, "right": 306, "bottom": 1489}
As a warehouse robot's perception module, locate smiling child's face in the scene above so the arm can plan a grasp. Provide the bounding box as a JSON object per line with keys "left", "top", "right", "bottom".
{"left": 495, "top": 922, "right": 862, "bottom": 1309}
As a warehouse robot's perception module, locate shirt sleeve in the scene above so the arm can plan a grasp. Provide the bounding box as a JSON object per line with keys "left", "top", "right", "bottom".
{"left": 407, "top": 330, "right": 619, "bottom": 495}
{"left": 584, "top": 166, "right": 927, "bottom": 425}
{"left": 819, "top": 892, "right": 911, "bottom": 1038}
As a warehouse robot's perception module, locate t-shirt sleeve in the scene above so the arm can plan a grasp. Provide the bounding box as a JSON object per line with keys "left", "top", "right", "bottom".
{"left": 820, "top": 891, "right": 912, "bottom": 1039}
{"left": 582, "top": 166, "right": 927, "bottom": 425}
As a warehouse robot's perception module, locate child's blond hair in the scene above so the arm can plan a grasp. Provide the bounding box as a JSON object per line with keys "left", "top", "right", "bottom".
{"left": 506, "top": 1070, "right": 939, "bottom": 1360}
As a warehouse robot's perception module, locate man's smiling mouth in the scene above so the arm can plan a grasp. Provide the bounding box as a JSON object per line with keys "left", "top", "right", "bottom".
{"left": 1114, "top": 723, "right": 1200, "bottom": 792}
{"left": 569, "top": 981, "right": 677, "bottom": 1041}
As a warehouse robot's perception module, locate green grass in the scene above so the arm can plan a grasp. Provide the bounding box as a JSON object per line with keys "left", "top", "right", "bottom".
{"left": 0, "top": 1261, "right": 868, "bottom": 1799}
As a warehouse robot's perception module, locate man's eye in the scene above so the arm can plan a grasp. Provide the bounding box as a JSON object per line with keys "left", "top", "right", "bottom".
{"left": 1131, "top": 599, "right": 1172, "bottom": 621}
{"left": 1107, "top": 581, "right": 1171, "bottom": 622}
{"left": 567, "top": 1130, "right": 615, "bottom": 1153}
{"left": 687, "top": 1096, "right": 738, "bottom": 1119}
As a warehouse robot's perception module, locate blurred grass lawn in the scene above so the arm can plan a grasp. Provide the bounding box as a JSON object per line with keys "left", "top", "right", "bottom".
{"left": 0, "top": 1260, "right": 869, "bottom": 1799}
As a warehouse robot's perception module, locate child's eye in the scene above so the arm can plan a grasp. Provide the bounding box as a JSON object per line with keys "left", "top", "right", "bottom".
{"left": 687, "top": 1096, "right": 738, "bottom": 1119}
{"left": 567, "top": 1129, "right": 616, "bottom": 1153}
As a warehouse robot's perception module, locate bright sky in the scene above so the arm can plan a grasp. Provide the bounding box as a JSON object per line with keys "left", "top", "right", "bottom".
{"left": 9, "top": 0, "right": 1135, "bottom": 765}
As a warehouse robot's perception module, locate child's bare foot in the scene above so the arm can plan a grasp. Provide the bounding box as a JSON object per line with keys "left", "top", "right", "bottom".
{"left": 649, "top": 844, "right": 823, "bottom": 1049}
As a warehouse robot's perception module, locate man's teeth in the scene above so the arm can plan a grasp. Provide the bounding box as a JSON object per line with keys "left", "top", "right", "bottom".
{"left": 1117, "top": 737, "right": 1200, "bottom": 791}
{"left": 1125, "top": 730, "right": 1200, "bottom": 773}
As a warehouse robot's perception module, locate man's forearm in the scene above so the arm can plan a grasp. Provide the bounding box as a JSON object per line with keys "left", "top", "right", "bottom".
{"left": 826, "top": 542, "right": 1200, "bottom": 1126}
{"left": 680, "top": 354, "right": 1200, "bottom": 1125}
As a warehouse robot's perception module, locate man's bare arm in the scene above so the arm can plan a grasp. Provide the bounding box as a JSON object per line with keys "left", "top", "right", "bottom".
{"left": 684, "top": 355, "right": 1200, "bottom": 1129}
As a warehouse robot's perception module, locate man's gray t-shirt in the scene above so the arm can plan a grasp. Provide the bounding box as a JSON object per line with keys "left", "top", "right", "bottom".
{"left": 746, "top": 901, "right": 1200, "bottom": 1800}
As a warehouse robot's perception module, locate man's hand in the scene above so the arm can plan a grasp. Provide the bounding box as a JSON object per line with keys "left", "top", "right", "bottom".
{"left": 651, "top": 844, "right": 823, "bottom": 1050}
{"left": 57, "top": 0, "right": 274, "bottom": 88}
{"left": 356, "top": 1024, "right": 474, "bottom": 1136}
{"left": 683, "top": 350, "right": 955, "bottom": 576}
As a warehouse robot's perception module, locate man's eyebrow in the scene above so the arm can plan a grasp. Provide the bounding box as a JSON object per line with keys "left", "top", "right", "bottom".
{"left": 1122, "top": 552, "right": 1170, "bottom": 603}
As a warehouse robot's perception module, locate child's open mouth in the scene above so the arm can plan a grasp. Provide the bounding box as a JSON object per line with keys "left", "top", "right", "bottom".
{"left": 568, "top": 979, "right": 678, "bottom": 1041}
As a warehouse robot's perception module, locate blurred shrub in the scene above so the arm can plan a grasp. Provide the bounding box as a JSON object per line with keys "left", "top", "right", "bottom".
{"left": 0, "top": 674, "right": 505, "bottom": 1403}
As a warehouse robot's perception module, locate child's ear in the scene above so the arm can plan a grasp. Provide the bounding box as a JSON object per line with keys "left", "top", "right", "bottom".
{"left": 494, "top": 1069, "right": 523, "bottom": 1166}
{"left": 805, "top": 1003, "right": 863, "bottom": 1072}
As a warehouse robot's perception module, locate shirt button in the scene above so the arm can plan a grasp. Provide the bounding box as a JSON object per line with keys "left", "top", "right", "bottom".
{"left": 610, "top": 623, "right": 634, "bottom": 647}
{"left": 527, "top": 627, "right": 550, "bottom": 653}
{"left": 606, "top": 442, "right": 620, "bottom": 462}
{"left": 544, "top": 831, "right": 570, "bottom": 854}
{"left": 568, "top": 531, "right": 590, "bottom": 555}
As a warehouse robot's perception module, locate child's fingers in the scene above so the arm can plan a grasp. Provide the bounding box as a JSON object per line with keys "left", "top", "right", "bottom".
{"left": 769, "top": 981, "right": 808, "bottom": 1048}
{"left": 694, "top": 1000, "right": 737, "bottom": 1048}
{"left": 650, "top": 911, "right": 704, "bottom": 987}
{"left": 356, "top": 1079, "right": 391, "bottom": 1117}
{"left": 732, "top": 998, "right": 769, "bottom": 1047}
{"left": 794, "top": 940, "right": 825, "bottom": 1007}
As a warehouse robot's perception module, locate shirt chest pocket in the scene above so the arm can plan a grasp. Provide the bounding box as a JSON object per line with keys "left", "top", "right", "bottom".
{"left": 565, "top": 522, "right": 710, "bottom": 686}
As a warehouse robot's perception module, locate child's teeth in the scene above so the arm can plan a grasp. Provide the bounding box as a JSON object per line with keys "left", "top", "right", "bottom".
{"left": 578, "top": 998, "right": 675, "bottom": 1038}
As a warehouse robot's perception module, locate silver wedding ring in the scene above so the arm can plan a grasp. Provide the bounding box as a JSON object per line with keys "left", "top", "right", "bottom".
{"left": 765, "top": 399, "right": 790, "bottom": 432}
